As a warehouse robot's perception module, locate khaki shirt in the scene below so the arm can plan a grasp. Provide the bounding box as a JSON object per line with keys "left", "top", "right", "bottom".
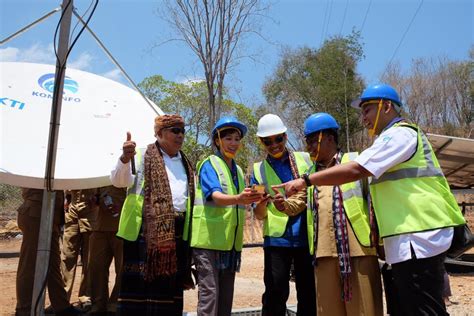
{"left": 281, "top": 189, "right": 308, "bottom": 216}
{"left": 66, "top": 189, "right": 98, "bottom": 232}
{"left": 92, "top": 186, "right": 126, "bottom": 232}
{"left": 315, "top": 185, "right": 376, "bottom": 258}
{"left": 17, "top": 188, "right": 64, "bottom": 231}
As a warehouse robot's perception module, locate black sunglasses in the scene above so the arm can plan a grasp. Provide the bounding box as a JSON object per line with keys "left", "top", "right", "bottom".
{"left": 166, "top": 127, "right": 186, "bottom": 135}
{"left": 261, "top": 135, "right": 285, "bottom": 146}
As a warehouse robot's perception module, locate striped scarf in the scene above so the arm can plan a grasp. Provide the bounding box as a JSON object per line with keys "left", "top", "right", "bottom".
{"left": 332, "top": 152, "right": 352, "bottom": 301}
{"left": 312, "top": 151, "right": 352, "bottom": 301}
{"left": 143, "top": 142, "right": 195, "bottom": 281}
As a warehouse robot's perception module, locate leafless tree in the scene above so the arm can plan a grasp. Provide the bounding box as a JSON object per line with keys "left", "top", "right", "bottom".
{"left": 161, "top": 0, "right": 269, "bottom": 132}
{"left": 381, "top": 52, "right": 473, "bottom": 138}
{"left": 447, "top": 59, "right": 473, "bottom": 137}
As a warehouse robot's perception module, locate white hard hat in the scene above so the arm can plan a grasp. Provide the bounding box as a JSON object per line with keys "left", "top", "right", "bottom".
{"left": 256, "top": 114, "right": 287, "bottom": 137}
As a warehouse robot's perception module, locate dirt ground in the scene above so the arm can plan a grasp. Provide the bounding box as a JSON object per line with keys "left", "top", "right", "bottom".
{"left": 0, "top": 241, "right": 473, "bottom": 316}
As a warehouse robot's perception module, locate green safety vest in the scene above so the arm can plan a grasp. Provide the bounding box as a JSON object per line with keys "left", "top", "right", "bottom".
{"left": 306, "top": 152, "right": 372, "bottom": 255}
{"left": 116, "top": 148, "right": 193, "bottom": 241}
{"left": 253, "top": 152, "right": 312, "bottom": 238}
{"left": 370, "top": 122, "right": 465, "bottom": 238}
{"left": 340, "top": 152, "right": 371, "bottom": 247}
{"left": 191, "top": 155, "right": 246, "bottom": 251}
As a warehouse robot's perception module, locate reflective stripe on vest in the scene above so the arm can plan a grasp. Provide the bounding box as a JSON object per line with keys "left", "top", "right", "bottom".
{"left": 371, "top": 128, "right": 444, "bottom": 185}
{"left": 370, "top": 122, "right": 465, "bottom": 238}
{"left": 253, "top": 152, "right": 312, "bottom": 238}
{"left": 117, "top": 149, "right": 145, "bottom": 241}
{"left": 306, "top": 164, "right": 317, "bottom": 255}
{"left": 191, "top": 155, "right": 246, "bottom": 251}
{"left": 340, "top": 152, "right": 371, "bottom": 247}
{"left": 306, "top": 153, "right": 372, "bottom": 255}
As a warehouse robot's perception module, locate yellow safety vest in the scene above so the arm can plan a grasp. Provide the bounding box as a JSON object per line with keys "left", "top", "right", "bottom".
{"left": 306, "top": 152, "right": 372, "bottom": 255}
{"left": 191, "top": 155, "right": 246, "bottom": 251}
{"left": 340, "top": 152, "right": 371, "bottom": 247}
{"left": 116, "top": 148, "right": 192, "bottom": 241}
{"left": 253, "top": 152, "right": 312, "bottom": 238}
{"left": 370, "top": 122, "right": 465, "bottom": 238}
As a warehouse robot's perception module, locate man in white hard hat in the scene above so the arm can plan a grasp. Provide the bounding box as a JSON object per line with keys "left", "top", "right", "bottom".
{"left": 251, "top": 114, "right": 316, "bottom": 316}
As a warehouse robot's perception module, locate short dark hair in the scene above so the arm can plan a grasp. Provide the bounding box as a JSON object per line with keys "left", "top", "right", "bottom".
{"left": 323, "top": 129, "right": 339, "bottom": 145}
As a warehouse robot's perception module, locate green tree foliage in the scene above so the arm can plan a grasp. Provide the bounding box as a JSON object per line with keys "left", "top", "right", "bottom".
{"left": 262, "top": 31, "right": 365, "bottom": 150}
{"left": 139, "top": 75, "right": 259, "bottom": 168}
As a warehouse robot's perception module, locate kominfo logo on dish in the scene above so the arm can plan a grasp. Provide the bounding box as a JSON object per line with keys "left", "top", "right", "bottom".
{"left": 32, "top": 73, "right": 81, "bottom": 103}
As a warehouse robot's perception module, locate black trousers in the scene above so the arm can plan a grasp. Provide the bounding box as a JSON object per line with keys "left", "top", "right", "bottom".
{"left": 391, "top": 251, "right": 448, "bottom": 316}
{"left": 262, "top": 246, "right": 316, "bottom": 316}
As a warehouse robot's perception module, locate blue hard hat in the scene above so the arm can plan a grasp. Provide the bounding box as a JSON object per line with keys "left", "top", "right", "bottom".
{"left": 212, "top": 116, "right": 247, "bottom": 138}
{"left": 304, "top": 113, "right": 340, "bottom": 137}
{"left": 351, "top": 84, "right": 403, "bottom": 109}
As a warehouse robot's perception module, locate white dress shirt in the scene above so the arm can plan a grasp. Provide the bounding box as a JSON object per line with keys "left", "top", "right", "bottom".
{"left": 355, "top": 122, "right": 453, "bottom": 264}
{"left": 110, "top": 148, "right": 189, "bottom": 213}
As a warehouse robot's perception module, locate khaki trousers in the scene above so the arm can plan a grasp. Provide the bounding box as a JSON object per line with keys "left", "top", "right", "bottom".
{"left": 16, "top": 213, "right": 69, "bottom": 315}
{"left": 88, "top": 231, "right": 123, "bottom": 313}
{"left": 61, "top": 213, "right": 91, "bottom": 303}
{"left": 315, "top": 256, "right": 383, "bottom": 316}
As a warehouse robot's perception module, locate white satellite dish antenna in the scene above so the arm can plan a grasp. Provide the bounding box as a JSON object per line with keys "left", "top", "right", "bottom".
{"left": 0, "top": 61, "right": 164, "bottom": 189}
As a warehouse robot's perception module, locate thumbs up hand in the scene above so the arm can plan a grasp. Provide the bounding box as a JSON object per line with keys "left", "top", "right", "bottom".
{"left": 120, "top": 131, "right": 136, "bottom": 163}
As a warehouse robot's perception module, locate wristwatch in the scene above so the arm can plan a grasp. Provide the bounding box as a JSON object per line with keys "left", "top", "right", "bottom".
{"left": 301, "top": 173, "right": 312, "bottom": 187}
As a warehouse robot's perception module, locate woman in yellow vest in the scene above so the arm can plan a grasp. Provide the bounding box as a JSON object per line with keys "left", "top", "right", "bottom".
{"left": 276, "top": 85, "right": 465, "bottom": 315}
{"left": 191, "top": 116, "right": 263, "bottom": 315}
{"left": 301, "top": 113, "right": 383, "bottom": 316}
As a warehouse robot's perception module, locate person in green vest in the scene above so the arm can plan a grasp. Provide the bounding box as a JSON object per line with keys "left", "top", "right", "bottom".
{"left": 191, "top": 116, "right": 263, "bottom": 316}
{"left": 275, "top": 84, "right": 465, "bottom": 316}
{"left": 251, "top": 114, "right": 316, "bottom": 316}
{"left": 110, "top": 114, "right": 195, "bottom": 315}
{"left": 300, "top": 112, "right": 383, "bottom": 316}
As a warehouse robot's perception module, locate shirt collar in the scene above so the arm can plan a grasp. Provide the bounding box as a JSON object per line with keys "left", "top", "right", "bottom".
{"left": 160, "top": 148, "right": 181, "bottom": 160}
{"left": 316, "top": 150, "right": 341, "bottom": 170}
{"left": 382, "top": 117, "right": 404, "bottom": 133}
{"left": 215, "top": 151, "right": 237, "bottom": 170}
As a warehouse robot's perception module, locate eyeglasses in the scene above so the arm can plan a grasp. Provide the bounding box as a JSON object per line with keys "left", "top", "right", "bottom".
{"left": 261, "top": 135, "right": 285, "bottom": 146}
{"left": 166, "top": 127, "right": 186, "bottom": 135}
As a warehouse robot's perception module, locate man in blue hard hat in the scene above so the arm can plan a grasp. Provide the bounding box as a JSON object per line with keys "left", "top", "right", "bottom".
{"left": 301, "top": 112, "right": 383, "bottom": 316}
{"left": 275, "top": 84, "right": 465, "bottom": 315}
